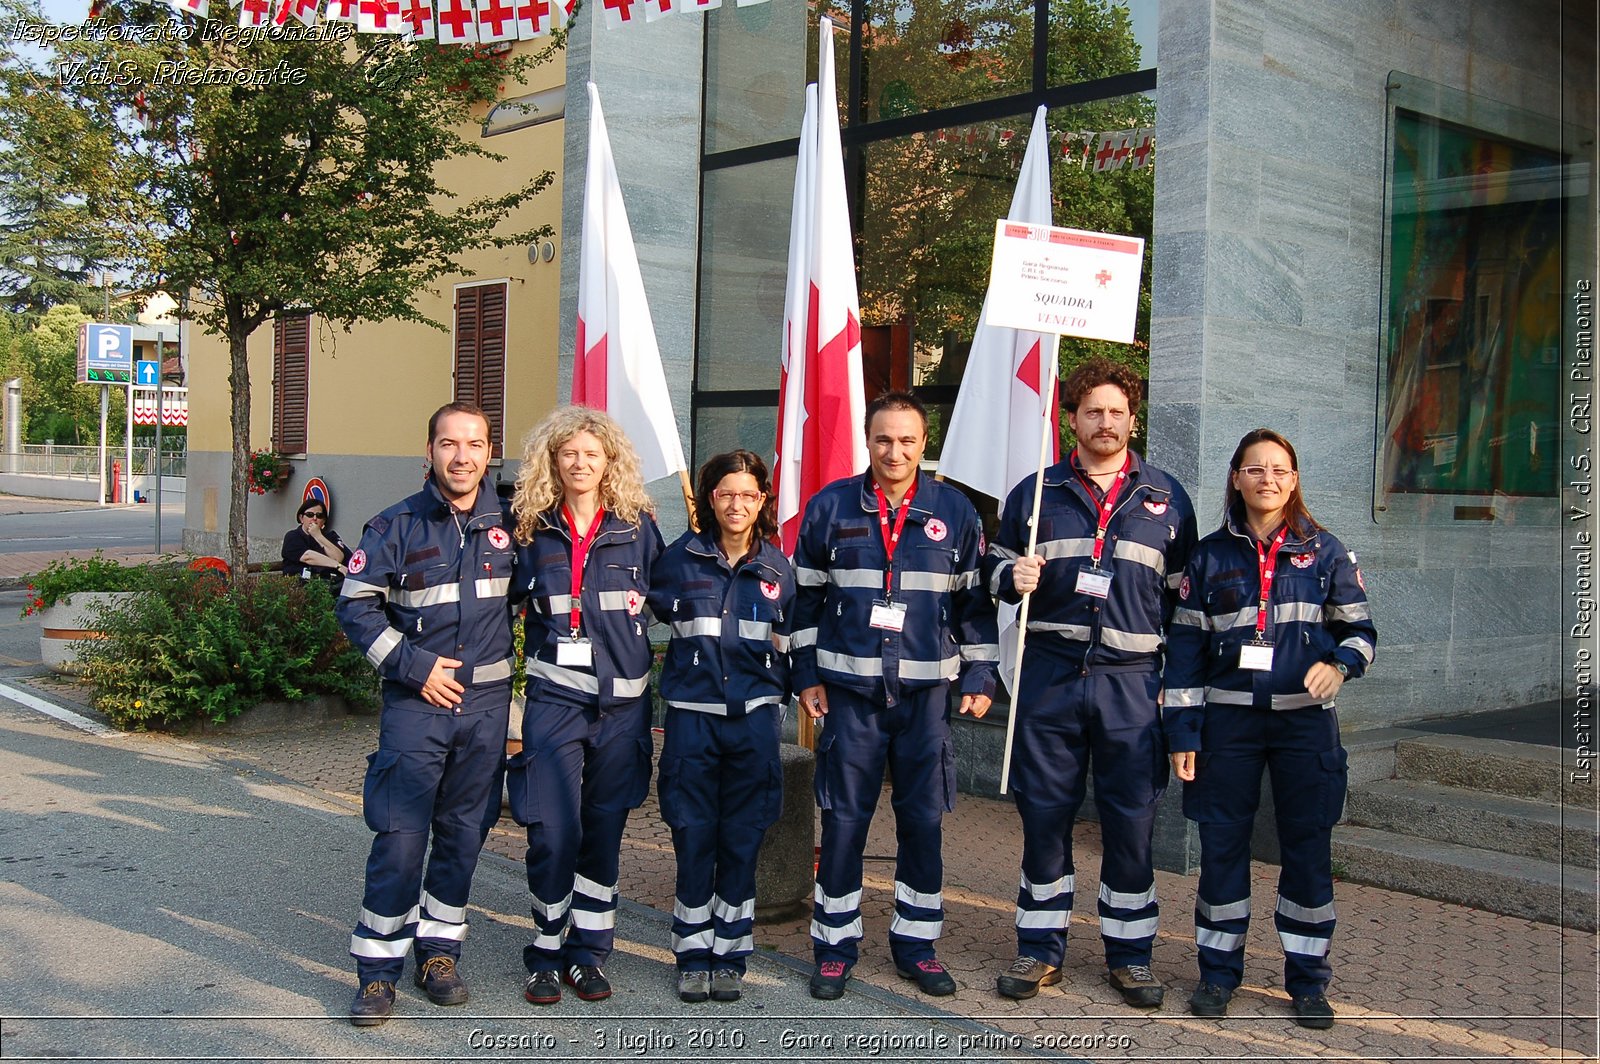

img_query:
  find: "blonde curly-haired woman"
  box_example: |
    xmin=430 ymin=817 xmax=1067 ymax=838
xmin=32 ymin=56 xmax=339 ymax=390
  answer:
xmin=507 ymin=406 xmax=664 ymax=1006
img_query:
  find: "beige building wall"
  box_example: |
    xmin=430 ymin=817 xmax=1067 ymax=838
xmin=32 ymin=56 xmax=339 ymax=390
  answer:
xmin=184 ymin=42 xmax=567 ymax=557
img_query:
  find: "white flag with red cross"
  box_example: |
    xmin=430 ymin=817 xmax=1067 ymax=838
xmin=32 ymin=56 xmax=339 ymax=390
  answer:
xmin=513 ymin=0 xmax=554 ymax=37
xmin=274 ymin=0 xmax=320 ymax=28
xmin=937 ymin=105 xmax=1058 ymax=694
xmin=356 ymin=0 xmax=399 ymax=30
xmin=238 ymin=0 xmax=272 ymax=26
xmin=773 ymin=18 xmax=867 ymax=554
xmin=165 ymin=0 xmax=208 ymax=18
xmin=1129 ymin=129 xmax=1155 ymax=169
xmin=600 ymin=0 xmax=639 ymax=27
xmin=324 ymin=0 xmax=358 ymax=21
xmin=571 ymin=83 xmax=689 ymax=485
xmin=396 ymin=0 xmax=433 ymax=38
xmin=642 ymin=0 xmax=672 ymax=20
xmin=434 ymin=0 xmax=478 ymax=42
xmin=474 ymin=0 xmax=518 ymax=41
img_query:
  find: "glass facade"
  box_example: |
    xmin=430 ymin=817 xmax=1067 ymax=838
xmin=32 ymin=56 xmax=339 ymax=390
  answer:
xmin=1379 ymin=74 xmax=1590 ymax=505
xmin=693 ymin=0 xmax=1158 ymax=470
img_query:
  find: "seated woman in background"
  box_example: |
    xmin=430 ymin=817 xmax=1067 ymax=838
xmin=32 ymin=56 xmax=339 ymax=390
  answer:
xmin=281 ymin=498 xmax=351 ymax=582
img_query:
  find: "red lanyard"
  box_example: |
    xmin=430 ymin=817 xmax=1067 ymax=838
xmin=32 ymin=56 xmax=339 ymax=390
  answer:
xmin=1071 ymin=450 xmax=1131 ymax=567
xmin=563 ymin=504 xmax=605 ymax=635
xmin=874 ymin=478 xmax=918 ymax=598
xmin=1253 ymin=525 xmax=1290 ymax=637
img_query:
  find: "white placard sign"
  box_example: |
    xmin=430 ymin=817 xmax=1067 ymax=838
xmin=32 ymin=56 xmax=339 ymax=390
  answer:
xmin=983 ymin=221 xmax=1146 ymax=342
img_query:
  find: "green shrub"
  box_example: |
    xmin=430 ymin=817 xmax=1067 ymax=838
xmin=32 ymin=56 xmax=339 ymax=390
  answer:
xmin=78 ymin=569 xmax=380 ymax=730
xmin=21 ymin=552 xmax=149 ymax=617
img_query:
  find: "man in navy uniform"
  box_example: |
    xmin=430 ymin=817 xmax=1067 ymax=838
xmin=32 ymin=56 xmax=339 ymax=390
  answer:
xmin=986 ymin=358 xmax=1196 ymax=1008
xmin=792 ymin=390 xmax=998 ymax=1000
xmin=336 ymin=401 xmax=516 ymax=1025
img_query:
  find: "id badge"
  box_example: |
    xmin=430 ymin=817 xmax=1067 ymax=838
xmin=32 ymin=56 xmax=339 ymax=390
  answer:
xmin=869 ymin=600 xmax=908 ymax=632
xmin=1239 ymin=640 xmax=1274 ymax=671
xmin=556 ymin=637 xmax=594 ymax=667
xmin=1075 ymin=566 xmax=1113 ymax=599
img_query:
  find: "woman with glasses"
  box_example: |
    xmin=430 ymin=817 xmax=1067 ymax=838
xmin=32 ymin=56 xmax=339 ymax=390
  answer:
xmin=1162 ymin=428 xmax=1377 ymax=1030
xmin=281 ymin=498 xmax=351 ymax=583
xmin=508 ymin=406 xmax=664 ymax=1007
xmin=645 ymin=450 xmax=795 ymax=1004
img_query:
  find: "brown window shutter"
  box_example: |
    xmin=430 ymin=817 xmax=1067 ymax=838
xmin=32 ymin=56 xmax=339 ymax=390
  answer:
xmin=454 ymin=283 xmax=507 ymax=459
xmin=273 ymin=313 xmax=309 ymax=455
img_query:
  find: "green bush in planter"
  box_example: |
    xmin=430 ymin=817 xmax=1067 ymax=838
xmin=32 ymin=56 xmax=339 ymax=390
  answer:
xmin=20 ymin=552 xmax=150 ymax=617
xmin=78 ymin=569 xmax=380 ymax=730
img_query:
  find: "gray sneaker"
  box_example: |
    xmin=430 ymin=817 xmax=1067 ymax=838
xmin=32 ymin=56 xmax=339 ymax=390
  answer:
xmin=710 ymin=968 xmax=742 ymax=1002
xmin=677 ymin=970 xmax=710 ymax=1003
xmin=996 ymin=955 xmax=1061 ymax=1000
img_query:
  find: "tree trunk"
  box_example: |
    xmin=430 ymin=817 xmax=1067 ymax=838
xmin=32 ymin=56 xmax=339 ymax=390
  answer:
xmin=226 ymin=328 xmax=251 ymax=583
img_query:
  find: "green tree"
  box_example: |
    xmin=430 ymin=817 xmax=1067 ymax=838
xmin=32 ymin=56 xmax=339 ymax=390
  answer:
xmin=30 ymin=2 xmax=558 ymax=576
xmin=0 ymin=0 xmax=118 ymax=315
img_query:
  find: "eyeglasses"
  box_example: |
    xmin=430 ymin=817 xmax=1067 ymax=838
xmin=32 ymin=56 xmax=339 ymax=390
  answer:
xmin=304 ymin=512 xmax=326 ymax=520
xmin=712 ymin=490 xmax=764 ymax=505
xmin=1237 ymin=466 xmax=1295 ymax=481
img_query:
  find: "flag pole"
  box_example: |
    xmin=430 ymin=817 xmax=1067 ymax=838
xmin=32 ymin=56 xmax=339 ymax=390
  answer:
xmin=678 ymin=468 xmax=699 ymax=532
xmin=998 ymin=336 xmax=1060 ymax=795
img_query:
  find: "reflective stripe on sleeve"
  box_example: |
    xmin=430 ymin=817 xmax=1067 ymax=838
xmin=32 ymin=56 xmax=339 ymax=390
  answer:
xmin=365 ymin=627 xmax=403 ymax=668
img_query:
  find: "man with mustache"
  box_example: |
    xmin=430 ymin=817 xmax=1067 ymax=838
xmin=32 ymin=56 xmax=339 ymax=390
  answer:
xmin=985 ymin=358 xmax=1196 ymax=1009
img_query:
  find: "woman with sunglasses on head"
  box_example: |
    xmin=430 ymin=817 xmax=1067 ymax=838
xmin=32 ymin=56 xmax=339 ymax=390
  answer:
xmin=282 ymin=497 xmax=351 ymax=583
xmin=645 ymin=450 xmax=795 ymax=1005
xmin=1162 ymin=428 xmax=1377 ymax=1031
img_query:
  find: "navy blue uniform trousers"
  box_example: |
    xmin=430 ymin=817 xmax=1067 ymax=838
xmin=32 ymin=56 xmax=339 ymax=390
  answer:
xmin=811 ymin=684 xmax=955 ymax=967
xmin=353 ymin=699 xmax=509 ymax=982
xmin=1184 ymin=704 xmax=1347 ymax=997
xmin=1010 ymin=662 xmax=1167 ymax=970
xmin=658 ymin=705 xmax=783 ymax=973
xmin=507 ymin=690 xmax=652 ymax=973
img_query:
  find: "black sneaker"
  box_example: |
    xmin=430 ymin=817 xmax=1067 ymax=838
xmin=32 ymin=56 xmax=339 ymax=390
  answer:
xmin=996 ymin=955 xmax=1061 ymax=1000
xmin=809 ymin=960 xmax=851 ymax=1000
xmin=895 ymin=958 xmax=957 ymax=997
xmin=677 ymin=970 xmax=710 ymax=1003
xmin=565 ymin=964 xmax=612 ymax=1001
xmin=1188 ymin=981 xmax=1233 ymax=1017
xmin=349 ymin=980 xmax=395 ymax=1026
xmin=1291 ymin=993 xmax=1335 ymax=1029
xmin=1107 ymin=964 xmax=1164 ymax=1008
xmin=524 ymin=970 xmax=561 ymax=1005
xmin=710 ymin=968 xmax=742 ymax=1002
xmin=413 ymin=955 xmax=468 ymax=1006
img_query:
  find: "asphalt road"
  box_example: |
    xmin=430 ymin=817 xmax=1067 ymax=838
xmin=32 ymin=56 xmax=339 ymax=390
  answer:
xmin=0 ymin=498 xmax=184 ymax=557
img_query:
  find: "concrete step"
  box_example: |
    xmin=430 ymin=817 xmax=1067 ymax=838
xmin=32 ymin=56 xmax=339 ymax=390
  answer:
xmin=1344 ymin=778 xmax=1598 ymax=869
xmin=1332 ymin=824 xmax=1599 ymax=931
xmin=1394 ymin=734 xmax=1587 ymax=804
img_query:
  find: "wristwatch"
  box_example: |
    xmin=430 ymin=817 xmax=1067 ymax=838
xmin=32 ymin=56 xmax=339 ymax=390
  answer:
xmin=1331 ymin=660 xmax=1349 ymax=678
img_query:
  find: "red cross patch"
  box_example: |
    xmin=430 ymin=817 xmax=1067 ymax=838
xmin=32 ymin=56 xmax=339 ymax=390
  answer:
xmin=488 ymin=527 xmax=510 ymax=550
xmin=760 ymin=580 xmax=781 ymax=601
xmin=925 ymin=518 xmax=948 ymax=542
xmin=348 ymin=549 xmax=367 ymax=575
xmin=625 ymin=589 xmax=643 ymax=615
xmin=1143 ymin=499 xmax=1168 ymax=516
xmin=1178 ymin=574 xmax=1190 ymax=601
xmin=1291 ymin=552 xmax=1315 ymax=569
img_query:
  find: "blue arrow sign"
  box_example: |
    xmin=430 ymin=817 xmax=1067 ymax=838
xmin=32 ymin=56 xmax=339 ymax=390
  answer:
xmin=137 ymin=360 xmax=159 ymax=386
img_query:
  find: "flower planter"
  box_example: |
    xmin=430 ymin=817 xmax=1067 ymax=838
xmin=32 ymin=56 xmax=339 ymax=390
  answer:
xmin=37 ymin=591 xmax=140 ymax=674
